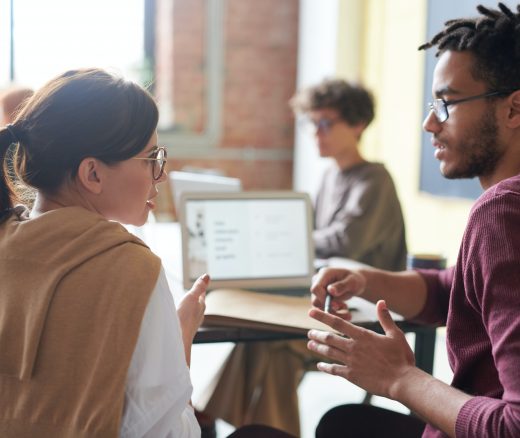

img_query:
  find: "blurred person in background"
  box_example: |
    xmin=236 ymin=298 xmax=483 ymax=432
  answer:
xmin=0 ymin=86 xmax=34 ymax=125
xmin=195 ymin=79 xmax=407 ymax=437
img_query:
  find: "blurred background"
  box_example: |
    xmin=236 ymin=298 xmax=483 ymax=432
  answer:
xmin=1 ymin=0 xmax=513 ymax=266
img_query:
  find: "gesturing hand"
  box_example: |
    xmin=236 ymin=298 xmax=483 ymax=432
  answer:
xmin=177 ymin=274 xmax=210 ymax=344
xmin=307 ymin=300 xmax=416 ymax=399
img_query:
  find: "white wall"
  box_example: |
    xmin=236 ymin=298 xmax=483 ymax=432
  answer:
xmin=292 ymin=0 xmax=339 ymax=197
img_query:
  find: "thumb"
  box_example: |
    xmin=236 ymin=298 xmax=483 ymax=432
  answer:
xmin=376 ymin=300 xmax=399 ymax=337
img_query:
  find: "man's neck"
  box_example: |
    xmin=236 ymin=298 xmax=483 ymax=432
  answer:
xmin=479 ymin=145 xmax=520 ymax=190
xmin=480 ymin=168 xmax=520 ymax=190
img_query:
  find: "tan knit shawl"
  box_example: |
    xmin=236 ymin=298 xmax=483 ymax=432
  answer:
xmin=0 ymin=206 xmax=161 ymax=437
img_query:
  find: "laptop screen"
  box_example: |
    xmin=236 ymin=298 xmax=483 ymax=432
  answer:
xmin=180 ymin=192 xmax=314 ymax=291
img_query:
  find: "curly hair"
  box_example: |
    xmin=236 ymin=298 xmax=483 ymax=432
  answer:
xmin=289 ymin=78 xmax=375 ymax=127
xmin=419 ymin=2 xmax=520 ymax=91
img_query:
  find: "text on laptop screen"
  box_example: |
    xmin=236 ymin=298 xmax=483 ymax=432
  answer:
xmin=185 ymin=198 xmax=310 ymax=281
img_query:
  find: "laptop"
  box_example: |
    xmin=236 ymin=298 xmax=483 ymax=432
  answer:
xmin=169 ymin=171 xmax=242 ymax=210
xmin=179 ymin=191 xmax=315 ymax=296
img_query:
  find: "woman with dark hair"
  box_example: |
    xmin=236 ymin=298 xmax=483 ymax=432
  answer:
xmin=0 ymin=68 xmax=208 ymax=437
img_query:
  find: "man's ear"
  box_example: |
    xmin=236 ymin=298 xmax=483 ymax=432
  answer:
xmin=76 ymin=157 xmax=103 ymax=195
xmin=506 ymin=90 xmax=520 ymax=129
xmin=354 ymin=123 xmax=367 ymax=139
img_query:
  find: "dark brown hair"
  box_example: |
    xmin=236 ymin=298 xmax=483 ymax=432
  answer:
xmin=289 ymin=78 xmax=375 ymax=127
xmin=419 ymin=2 xmax=520 ymax=91
xmin=0 ymin=68 xmax=158 ymax=218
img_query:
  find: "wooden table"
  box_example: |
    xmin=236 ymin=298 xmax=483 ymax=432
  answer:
xmin=194 ymin=321 xmax=437 ymax=375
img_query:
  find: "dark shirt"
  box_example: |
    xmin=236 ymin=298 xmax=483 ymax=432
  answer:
xmin=313 ymin=161 xmax=407 ymax=271
xmin=415 ymin=173 xmax=520 ymax=438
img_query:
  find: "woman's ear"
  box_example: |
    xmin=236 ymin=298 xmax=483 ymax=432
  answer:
xmin=76 ymin=157 xmax=103 ymax=195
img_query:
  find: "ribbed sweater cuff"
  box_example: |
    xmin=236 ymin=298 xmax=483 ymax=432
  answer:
xmin=456 ymin=396 xmax=506 ymax=438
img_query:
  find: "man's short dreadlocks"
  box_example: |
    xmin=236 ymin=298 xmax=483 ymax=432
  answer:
xmin=419 ymin=2 xmax=520 ymax=92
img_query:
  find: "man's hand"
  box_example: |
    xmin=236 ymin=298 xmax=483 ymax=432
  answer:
xmin=307 ymin=300 xmax=416 ymax=398
xmin=311 ymin=267 xmax=367 ymax=320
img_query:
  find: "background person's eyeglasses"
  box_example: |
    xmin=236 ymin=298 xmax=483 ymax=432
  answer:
xmin=428 ymin=90 xmax=515 ymax=123
xmin=133 ymin=146 xmax=167 ymax=180
xmin=300 ymin=116 xmax=341 ymax=134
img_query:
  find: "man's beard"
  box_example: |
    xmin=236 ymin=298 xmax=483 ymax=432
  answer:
xmin=442 ymin=106 xmax=505 ymax=180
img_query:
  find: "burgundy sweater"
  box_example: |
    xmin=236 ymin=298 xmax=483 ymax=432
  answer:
xmin=414 ymin=174 xmax=520 ymax=438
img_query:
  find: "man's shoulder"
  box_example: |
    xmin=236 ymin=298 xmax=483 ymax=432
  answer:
xmin=468 ymin=174 xmax=520 ymax=228
xmin=491 ymin=174 xmax=520 ymax=197
xmin=477 ymin=174 xmax=520 ymax=206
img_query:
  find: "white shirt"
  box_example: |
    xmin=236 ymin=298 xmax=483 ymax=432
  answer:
xmin=120 ymin=266 xmax=200 ymax=438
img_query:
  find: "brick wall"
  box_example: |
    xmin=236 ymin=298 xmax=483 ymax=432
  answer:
xmin=220 ymin=0 xmax=299 ymax=150
xmin=154 ymin=0 xmax=299 ymax=219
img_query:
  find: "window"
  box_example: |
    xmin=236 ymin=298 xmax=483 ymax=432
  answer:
xmin=1 ymin=0 xmax=223 ymax=148
xmin=4 ymin=0 xmax=148 ymax=88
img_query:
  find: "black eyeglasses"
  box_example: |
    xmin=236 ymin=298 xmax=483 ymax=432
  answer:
xmin=428 ymin=90 xmax=515 ymax=123
xmin=133 ymin=146 xmax=167 ymax=180
xmin=301 ymin=116 xmax=342 ymax=134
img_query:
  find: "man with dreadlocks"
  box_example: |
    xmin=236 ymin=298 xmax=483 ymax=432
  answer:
xmin=306 ymin=3 xmax=520 ymax=438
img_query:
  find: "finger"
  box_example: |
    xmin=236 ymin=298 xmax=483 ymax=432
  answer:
xmin=310 ymin=294 xmax=350 ymax=321
xmin=316 ymin=362 xmax=349 ymax=378
xmin=320 ymin=300 xmax=352 ymax=321
xmin=376 ymin=300 xmax=401 ymax=338
xmin=189 ymin=273 xmax=210 ymax=297
xmin=308 ymin=329 xmax=351 ymax=350
xmin=309 ymin=308 xmax=365 ymax=339
xmin=310 ymin=268 xmax=348 ymax=296
xmin=326 ymin=273 xmax=364 ymax=297
xmin=307 ymin=339 xmax=350 ymax=364
xmin=310 ymin=292 xmax=323 ymax=309
xmin=310 ymin=276 xmax=328 ymax=308
xmin=334 ymin=307 xmax=353 ymax=321
xmin=311 ymin=270 xmax=364 ymax=301
xmin=334 ymin=300 xmax=348 ymax=311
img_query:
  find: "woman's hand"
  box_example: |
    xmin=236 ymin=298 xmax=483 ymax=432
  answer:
xmin=307 ymin=300 xmax=416 ymax=399
xmin=177 ymin=274 xmax=210 ymax=347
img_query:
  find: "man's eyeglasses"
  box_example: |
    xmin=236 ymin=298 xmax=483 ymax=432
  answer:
xmin=133 ymin=146 xmax=167 ymax=180
xmin=301 ymin=117 xmax=341 ymax=134
xmin=428 ymin=90 xmax=515 ymax=123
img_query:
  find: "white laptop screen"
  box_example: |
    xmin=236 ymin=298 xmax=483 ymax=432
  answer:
xmin=180 ymin=192 xmax=314 ymax=291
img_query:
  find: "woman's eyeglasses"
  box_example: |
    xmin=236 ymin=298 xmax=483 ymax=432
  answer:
xmin=133 ymin=146 xmax=167 ymax=180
